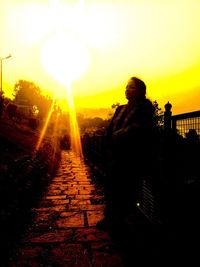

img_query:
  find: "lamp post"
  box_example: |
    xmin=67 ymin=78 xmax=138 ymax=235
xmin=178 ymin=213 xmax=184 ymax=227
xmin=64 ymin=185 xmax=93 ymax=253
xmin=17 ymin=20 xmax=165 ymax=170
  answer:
xmin=0 ymin=54 xmax=12 ymax=95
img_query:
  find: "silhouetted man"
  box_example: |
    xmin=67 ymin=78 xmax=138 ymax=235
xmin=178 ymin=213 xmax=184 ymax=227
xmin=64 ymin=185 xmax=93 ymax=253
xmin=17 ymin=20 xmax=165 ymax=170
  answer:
xmin=97 ymin=76 xmax=155 ymax=230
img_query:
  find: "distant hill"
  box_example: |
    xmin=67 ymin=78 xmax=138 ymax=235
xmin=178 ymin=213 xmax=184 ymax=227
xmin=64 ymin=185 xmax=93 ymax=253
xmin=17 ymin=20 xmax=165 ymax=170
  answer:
xmin=77 ymin=107 xmax=113 ymax=119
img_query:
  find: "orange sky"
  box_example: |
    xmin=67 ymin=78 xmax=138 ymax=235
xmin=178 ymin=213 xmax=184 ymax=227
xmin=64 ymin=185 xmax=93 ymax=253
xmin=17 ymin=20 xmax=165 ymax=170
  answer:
xmin=1 ymin=0 xmax=200 ymax=115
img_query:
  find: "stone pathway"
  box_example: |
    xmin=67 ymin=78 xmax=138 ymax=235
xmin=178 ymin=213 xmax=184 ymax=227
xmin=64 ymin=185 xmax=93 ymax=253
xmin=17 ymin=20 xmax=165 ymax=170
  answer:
xmin=9 ymin=151 xmax=124 ymax=267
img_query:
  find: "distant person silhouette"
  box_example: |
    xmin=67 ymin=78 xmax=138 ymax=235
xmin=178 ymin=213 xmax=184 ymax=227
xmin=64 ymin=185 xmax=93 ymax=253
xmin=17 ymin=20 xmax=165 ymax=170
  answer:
xmin=97 ymin=76 xmax=155 ymax=230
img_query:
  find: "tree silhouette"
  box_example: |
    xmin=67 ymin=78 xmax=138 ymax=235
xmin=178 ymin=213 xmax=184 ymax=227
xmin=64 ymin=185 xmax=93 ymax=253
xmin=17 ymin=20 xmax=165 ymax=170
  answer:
xmin=13 ymin=80 xmax=41 ymax=105
xmin=152 ymin=100 xmax=164 ymax=128
xmin=13 ymin=80 xmax=53 ymax=120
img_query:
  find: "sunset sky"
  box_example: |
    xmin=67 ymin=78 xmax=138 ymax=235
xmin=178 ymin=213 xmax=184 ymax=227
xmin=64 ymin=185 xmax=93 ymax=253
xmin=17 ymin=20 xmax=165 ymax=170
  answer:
xmin=1 ymin=0 xmax=200 ymax=115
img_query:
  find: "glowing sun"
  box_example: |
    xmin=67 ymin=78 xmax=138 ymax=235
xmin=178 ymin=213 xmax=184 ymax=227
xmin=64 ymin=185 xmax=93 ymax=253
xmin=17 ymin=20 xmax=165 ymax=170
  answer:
xmin=40 ymin=32 xmax=89 ymax=86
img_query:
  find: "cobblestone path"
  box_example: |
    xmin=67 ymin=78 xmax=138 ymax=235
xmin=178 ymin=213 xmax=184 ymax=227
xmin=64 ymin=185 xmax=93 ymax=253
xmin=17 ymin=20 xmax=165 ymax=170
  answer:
xmin=9 ymin=151 xmax=124 ymax=267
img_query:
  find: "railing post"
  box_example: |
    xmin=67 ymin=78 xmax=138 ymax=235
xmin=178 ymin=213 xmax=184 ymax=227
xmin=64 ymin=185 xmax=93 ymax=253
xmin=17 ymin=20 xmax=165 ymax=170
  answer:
xmin=164 ymin=101 xmax=172 ymax=132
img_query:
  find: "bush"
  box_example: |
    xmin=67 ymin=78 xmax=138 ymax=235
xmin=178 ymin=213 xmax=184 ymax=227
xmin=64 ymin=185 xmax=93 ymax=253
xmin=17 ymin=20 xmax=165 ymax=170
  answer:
xmin=0 ymin=138 xmax=61 ymax=265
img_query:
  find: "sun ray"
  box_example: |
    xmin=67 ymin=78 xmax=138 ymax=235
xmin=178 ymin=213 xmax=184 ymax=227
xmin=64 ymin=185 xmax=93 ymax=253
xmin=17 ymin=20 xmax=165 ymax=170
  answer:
xmin=38 ymin=0 xmax=89 ymax=159
xmin=66 ymin=82 xmax=83 ymax=158
xmin=33 ymin=97 xmax=56 ymax=158
xmin=50 ymin=105 xmax=62 ymax=167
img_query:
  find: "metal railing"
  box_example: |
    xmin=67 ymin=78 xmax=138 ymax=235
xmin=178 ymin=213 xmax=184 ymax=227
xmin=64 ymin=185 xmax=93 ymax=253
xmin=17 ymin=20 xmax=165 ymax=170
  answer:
xmin=172 ymin=110 xmax=200 ymax=138
xmin=139 ymin=107 xmax=200 ymax=224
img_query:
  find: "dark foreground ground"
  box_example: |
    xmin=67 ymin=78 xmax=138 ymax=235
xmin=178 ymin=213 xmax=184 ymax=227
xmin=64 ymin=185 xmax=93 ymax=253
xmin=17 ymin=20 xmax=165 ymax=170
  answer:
xmin=1 ymin=150 xmax=199 ymax=267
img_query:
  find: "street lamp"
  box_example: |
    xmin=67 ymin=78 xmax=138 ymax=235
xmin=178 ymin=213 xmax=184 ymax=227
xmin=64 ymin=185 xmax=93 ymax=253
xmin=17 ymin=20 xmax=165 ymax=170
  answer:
xmin=0 ymin=53 xmax=12 ymax=94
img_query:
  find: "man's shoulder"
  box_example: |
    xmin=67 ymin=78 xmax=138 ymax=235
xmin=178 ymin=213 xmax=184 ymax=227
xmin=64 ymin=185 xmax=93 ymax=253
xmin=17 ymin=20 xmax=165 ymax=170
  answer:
xmin=116 ymin=104 xmax=126 ymax=111
xmin=144 ymin=98 xmax=153 ymax=105
xmin=142 ymin=98 xmax=154 ymax=109
xmin=113 ymin=104 xmax=126 ymax=115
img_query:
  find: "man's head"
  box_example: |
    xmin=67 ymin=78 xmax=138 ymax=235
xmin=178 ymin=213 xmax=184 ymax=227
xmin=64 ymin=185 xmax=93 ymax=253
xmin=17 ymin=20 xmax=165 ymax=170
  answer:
xmin=125 ymin=77 xmax=146 ymax=101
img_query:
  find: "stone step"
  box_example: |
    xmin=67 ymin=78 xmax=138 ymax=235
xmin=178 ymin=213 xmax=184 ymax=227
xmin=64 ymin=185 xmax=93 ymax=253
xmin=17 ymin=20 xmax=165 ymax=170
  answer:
xmin=10 ymin=150 xmax=124 ymax=267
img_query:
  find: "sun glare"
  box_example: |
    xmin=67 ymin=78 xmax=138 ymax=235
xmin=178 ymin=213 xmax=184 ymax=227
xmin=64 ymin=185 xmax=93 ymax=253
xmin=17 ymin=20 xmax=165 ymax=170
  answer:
xmin=40 ymin=32 xmax=89 ymax=87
